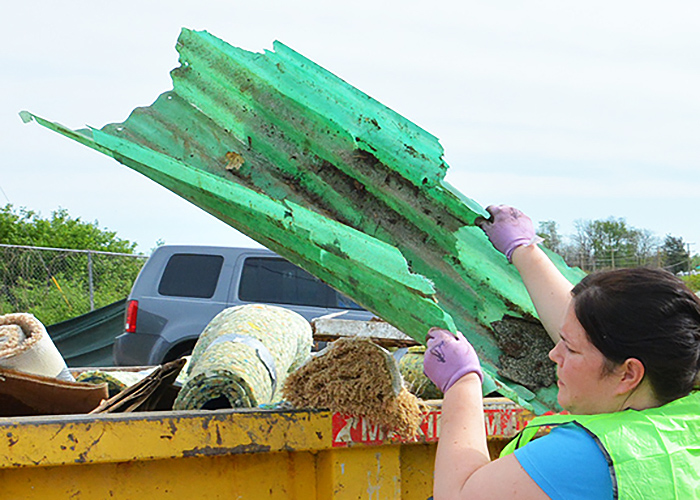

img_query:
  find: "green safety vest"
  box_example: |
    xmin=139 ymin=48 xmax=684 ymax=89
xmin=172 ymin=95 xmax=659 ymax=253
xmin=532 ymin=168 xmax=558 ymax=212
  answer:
xmin=500 ymin=391 xmax=700 ymax=499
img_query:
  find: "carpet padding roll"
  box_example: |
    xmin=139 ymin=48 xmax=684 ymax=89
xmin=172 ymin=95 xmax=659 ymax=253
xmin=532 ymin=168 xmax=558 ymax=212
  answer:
xmin=397 ymin=346 xmax=442 ymax=399
xmin=173 ymin=304 xmax=312 ymax=410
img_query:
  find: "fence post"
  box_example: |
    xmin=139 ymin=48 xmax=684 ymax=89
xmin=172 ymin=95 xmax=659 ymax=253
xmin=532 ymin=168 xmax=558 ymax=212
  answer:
xmin=88 ymin=251 xmax=95 ymax=311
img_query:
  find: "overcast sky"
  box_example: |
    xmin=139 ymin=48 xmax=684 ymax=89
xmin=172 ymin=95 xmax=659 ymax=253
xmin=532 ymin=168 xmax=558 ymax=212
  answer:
xmin=3 ymin=1 xmax=699 ymax=255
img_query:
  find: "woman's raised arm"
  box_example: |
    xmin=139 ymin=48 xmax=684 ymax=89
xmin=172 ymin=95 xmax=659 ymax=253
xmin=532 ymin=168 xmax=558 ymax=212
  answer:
xmin=511 ymin=244 xmax=573 ymax=343
xmin=477 ymin=205 xmax=573 ymax=343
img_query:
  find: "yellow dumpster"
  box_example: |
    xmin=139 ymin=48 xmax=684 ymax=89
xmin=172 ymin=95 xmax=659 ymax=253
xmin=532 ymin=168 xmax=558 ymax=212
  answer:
xmin=0 ymin=398 xmax=531 ymax=499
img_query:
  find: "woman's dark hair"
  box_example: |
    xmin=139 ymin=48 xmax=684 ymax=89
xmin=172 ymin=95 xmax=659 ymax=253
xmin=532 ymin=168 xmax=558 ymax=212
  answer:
xmin=572 ymin=267 xmax=700 ymax=404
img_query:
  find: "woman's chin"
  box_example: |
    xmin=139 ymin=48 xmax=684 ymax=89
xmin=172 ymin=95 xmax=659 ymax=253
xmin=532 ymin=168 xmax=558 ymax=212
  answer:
xmin=556 ymin=390 xmax=569 ymax=411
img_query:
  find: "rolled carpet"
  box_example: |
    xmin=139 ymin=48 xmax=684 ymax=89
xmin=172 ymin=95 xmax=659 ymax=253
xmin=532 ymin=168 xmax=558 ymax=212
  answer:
xmin=0 ymin=313 xmax=74 ymax=381
xmin=173 ymin=304 xmax=312 ymax=410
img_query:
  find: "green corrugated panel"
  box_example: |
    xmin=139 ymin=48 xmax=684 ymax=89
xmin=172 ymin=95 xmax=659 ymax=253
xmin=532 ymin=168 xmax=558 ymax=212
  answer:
xmin=21 ymin=29 xmax=586 ymax=414
xmin=47 ymin=299 xmax=125 ymax=367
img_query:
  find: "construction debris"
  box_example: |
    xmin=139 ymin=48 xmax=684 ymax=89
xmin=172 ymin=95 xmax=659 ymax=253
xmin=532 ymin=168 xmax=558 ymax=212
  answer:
xmin=0 ymin=367 xmax=107 ymax=417
xmin=311 ymin=317 xmax=417 ymax=347
xmin=89 ymin=358 xmax=186 ymax=413
xmin=77 ymin=367 xmax=158 ymax=397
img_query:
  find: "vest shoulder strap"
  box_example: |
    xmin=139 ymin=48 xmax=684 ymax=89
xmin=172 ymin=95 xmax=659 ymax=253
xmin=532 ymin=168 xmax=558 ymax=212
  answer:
xmin=500 ymin=413 xmax=578 ymax=457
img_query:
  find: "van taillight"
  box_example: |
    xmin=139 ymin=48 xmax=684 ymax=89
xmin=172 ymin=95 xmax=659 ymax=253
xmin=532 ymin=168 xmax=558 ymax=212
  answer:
xmin=125 ymin=300 xmax=139 ymax=333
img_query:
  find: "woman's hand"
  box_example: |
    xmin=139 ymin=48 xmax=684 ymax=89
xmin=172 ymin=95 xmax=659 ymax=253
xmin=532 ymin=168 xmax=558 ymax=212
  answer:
xmin=476 ymin=205 xmax=543 ymax=262
xmin=426 ymin=327 xmax=551 ymax=500
xmin=423 ymin=327 xmax=483 ymax=392
xmin=476 ymin=204 xmax=573 ymax=344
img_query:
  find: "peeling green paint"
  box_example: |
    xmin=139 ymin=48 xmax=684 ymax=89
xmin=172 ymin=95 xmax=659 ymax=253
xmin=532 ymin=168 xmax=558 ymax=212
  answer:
xmin=22 ymin=28 xmax=586 ymax=413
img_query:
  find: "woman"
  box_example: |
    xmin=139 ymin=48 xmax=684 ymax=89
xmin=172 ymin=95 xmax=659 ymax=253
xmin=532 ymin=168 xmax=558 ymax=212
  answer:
xmin=423 ymin=205 xmax=700 ymax=499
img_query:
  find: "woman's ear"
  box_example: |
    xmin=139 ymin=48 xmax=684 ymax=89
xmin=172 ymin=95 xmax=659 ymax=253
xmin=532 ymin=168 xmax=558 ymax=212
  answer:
xmin=615 ymin=358 xmax=646 ymax=395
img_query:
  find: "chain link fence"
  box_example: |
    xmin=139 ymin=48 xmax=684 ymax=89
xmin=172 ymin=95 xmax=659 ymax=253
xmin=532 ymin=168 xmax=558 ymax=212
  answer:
xmin=0 ymin=244 xmax=147 ymax=325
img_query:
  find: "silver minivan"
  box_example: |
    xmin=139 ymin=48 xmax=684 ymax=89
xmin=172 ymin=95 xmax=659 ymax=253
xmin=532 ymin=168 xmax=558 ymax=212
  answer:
xmin=113 ymin=245 xmax=373 ymax=366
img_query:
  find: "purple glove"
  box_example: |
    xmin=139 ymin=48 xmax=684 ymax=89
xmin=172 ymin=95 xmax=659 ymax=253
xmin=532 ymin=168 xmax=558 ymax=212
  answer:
xmin=423 ymin=327 xmax=483 ymax=392
xmin=476 ymin=205 xmax=543 ymax=262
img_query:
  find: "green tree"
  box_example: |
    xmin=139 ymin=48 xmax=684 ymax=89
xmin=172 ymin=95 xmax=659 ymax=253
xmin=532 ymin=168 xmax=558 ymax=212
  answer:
xmin=661 ymin=235 xmax=689 ymax=273
xmin=569 ymin=217 xmax=659 ymax=271
xmin=0 ymin=205 xmax=142 ymax=324
xmin=0 ymin=205 xmax=136 ymax=253
xmin=537 ymin=220 xmax=563 ymax=255
xmin=629 ymin=228 xmax=659 ymax=267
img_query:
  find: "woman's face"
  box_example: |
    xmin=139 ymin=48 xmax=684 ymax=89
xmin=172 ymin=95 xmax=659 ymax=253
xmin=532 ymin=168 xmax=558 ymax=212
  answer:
xmin=549 ymin=301 xmax=621 ymax=414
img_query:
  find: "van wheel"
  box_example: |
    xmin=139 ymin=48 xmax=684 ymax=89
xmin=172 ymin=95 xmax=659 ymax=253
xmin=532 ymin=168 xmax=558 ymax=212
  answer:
xmin=163 ymin=341 xmax=196 ymax=363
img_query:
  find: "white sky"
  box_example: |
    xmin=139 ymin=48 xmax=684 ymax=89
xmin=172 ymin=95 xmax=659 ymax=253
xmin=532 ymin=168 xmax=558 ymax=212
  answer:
xmin=3 ymin=1 xmax=699 ymax=254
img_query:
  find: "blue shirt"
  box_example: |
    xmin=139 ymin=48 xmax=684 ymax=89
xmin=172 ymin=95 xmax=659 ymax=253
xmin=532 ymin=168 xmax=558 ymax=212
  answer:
xmin=514 ymin=423 xmax=613 ymax=499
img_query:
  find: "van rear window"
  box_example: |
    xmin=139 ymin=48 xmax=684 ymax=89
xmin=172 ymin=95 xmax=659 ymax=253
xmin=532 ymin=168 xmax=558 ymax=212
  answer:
xmin=239 ymin=257 xmax=341 ymax=308
xmin=158 ymin=254 xmax=224 ymax=298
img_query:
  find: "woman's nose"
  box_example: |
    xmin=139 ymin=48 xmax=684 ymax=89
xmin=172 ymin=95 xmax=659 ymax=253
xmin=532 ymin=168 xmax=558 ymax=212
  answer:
xmin=549 ymin=341 xmax=561 ymax=364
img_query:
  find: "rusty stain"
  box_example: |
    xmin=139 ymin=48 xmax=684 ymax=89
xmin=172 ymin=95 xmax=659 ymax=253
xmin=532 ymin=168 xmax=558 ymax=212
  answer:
xmin=74 ymin=431 xmax=105 ymax=464
xmin=168 ymin=420 xmax=178 ymax=435
xmin=182 ymin=443 xmax=271 ymax=457
xmin=364 ymin=116 xmax=381 ymax=130
xmin=225 ymin=151 xmax=244 ymax=171
xmin=6 ymin=432 xmax=17 ymax=447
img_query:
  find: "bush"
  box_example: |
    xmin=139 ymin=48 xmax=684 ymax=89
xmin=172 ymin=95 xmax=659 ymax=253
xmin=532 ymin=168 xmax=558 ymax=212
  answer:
xmin=681 ymin=273 xmax=700 ymax=293
xmin=0 ymin=205 xmax=144 ymax=324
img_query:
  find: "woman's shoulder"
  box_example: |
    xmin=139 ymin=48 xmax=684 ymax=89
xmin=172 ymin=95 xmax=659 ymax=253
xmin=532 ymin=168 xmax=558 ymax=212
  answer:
xmin=514 ymin=423 xmax=613 ymax=500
